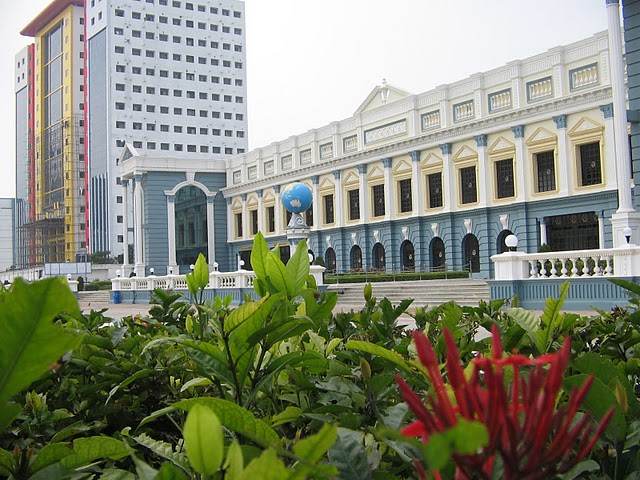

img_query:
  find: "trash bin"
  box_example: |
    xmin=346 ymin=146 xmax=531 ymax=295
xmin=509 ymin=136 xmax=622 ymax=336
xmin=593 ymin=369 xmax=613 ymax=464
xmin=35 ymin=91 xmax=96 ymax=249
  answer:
xmin=112 ymin=291 xmax=121 ymax=304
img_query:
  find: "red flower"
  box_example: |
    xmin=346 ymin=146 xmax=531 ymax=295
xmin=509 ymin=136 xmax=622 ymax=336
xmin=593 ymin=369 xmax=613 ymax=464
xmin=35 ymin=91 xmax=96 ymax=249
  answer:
xmin=396 ymin=325 xmax=613 ymax=480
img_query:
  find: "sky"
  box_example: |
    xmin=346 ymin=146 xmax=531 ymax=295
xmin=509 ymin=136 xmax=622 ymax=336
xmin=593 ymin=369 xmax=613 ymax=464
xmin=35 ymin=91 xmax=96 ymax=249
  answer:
xmin=0 ymin=0 xmax=609 ymax=198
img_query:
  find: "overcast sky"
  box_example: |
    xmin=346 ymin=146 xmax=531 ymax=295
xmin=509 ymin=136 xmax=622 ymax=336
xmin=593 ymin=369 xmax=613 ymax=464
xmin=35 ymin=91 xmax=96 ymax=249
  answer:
xmin=0 ymin=0 xmax=608 ymax=198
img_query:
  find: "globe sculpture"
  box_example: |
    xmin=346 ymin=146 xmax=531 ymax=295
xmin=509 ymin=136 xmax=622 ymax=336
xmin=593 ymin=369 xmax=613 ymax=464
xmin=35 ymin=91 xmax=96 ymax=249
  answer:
xmin=281 ymin=182 xmax=313 ymax=214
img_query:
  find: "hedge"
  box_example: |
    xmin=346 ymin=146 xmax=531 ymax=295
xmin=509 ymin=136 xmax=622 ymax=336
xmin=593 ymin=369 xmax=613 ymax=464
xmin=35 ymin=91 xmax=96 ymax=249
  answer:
xmin=324 ymin=270 xmax=469 ymax=284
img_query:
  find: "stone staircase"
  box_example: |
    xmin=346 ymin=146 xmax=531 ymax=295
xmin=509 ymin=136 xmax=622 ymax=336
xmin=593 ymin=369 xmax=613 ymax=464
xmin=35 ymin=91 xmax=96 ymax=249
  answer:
xmin=77 ymin=290 xmax=113 ymax=304
xmin=326 ymin=279 xmax=490 ymax=311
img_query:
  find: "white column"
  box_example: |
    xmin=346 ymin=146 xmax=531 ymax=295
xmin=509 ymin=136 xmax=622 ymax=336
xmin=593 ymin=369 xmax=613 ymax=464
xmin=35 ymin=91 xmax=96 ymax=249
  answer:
xmin=539 ymin=218 xmax=548 ymax=246
xmin=311 ymin=176 xmax=319 ymax=230
xmin=257 ymin=189 xmax=264 ymax=233
xmin=206 ymin=195 xmax=216 ymax=266
xmin=512 ymin=126 xmax=527 ymax=203
xmin=274 ymin=185 xmax=282 ymax=233
xmin=600 ymin=104 xmax=618 ymax=190
xmin=333 ymin=171 xmax=343 ymax=228
xmin=475 ymin=135 xmax=489 ymax=207
xmin=410 ymin=151 xmax=423 ymax=216
xmin=122 ymin=179 xmax=130 ymax=267
xmin=241 ymin=194 xmax=248 ymax=240
xmin=358 ymin=164 xmax=368 ymax=224
xmin=598 ymin=213 xmax=605 ymax=248
xmin=383 ymin=157 xmax=394 ymax=221
xmin=440 ymin=143 xmax=453 ymax=211
xmin=553 ymin=115 xmax=571 ymax=198
xmin=133 ymin=174 xmax=145 ymax=275
xmin=226 ymin=197 xmax=233 ymax=241
xmin=608 ymin=0 xmax=634 ymax=214
xmin=166 ymin=193 xmax=177 ymax=272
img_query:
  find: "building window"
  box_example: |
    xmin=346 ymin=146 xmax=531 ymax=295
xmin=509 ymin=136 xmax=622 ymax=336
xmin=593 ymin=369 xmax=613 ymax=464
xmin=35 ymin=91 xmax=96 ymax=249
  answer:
xmin=249 ymin=210 xmax=258 ymax=235
xmin=348 ymin=189 xmax=360 ymax=221
xmin=235 ymin=212 xmax=243 ymax=237
xmin=372 ymin=185 xmax=385 ymax=217
xmin=535 ymin=150 xmax=556 ymax=192
xmin=460 ymin=166 xmax=477 ymax=204
xmin=305 ymin=206 xmax=313 ymax=227
xmin=398 ymin=179 xmax=412 ymax=213
xmin=427 ymin=172 xmax=442 ymax=208
xmin=266 ymin=206 xmax=275 ymax=232
xmin=578 ymin=142 xmax=602 ymax=186
xmin=495 ymin=159 xmax=515 ymax=199
xmin=323 ymin=194 xmax=334 ymax=224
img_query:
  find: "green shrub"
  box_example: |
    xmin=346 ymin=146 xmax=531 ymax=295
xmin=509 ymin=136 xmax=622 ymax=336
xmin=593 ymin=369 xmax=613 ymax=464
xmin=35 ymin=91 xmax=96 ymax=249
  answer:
xmin=325 ymin=270 xmax=469 ymax=284
xmin=83 ymin=279 xmax=112 ymax=291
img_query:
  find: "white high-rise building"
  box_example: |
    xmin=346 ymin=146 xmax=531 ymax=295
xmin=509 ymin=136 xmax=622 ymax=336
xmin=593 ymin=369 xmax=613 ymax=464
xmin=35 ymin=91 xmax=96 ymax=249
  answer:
xmin=15 ymin=0 xmax=248 ymax=266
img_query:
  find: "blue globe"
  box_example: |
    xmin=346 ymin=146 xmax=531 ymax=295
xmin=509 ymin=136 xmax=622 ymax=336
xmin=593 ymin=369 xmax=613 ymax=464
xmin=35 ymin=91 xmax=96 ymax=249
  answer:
xmin=281 ymin=182 xmax=313 ymax=213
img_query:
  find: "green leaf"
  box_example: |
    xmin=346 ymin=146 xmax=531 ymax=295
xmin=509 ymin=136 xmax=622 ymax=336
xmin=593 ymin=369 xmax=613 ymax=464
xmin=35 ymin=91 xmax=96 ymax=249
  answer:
xmin=345 ymin=340 xmax=412 ymax=373
xmin=425 ymin=420 xmax=488 ymax=471
xmin=179 ymin=376 xmax=213 ymax=392
xmin=183 ymin=404 xmax=224 ymax=476
xmin=609 ymin=278 xmax=640 ymax=297
xmin=237 ymin=448 xmax=289 ymax=480
xmin=101 ymin=468 xmax=137 ymax=480
xmin=0 ymin=447 xmax=15 ymax=477
xmin=327 ymin=428 xmax=371 ymax=480
xmin=174 ymin=397 xmax=280 ymax=447
xmin=0 ymin=278 xmax=82 ymax=430
xmin=271 ymin=406 xmax=303 ymax=427
xmin=266 ymin=248 xmax=288 ymax=294
xmin=293 ymin=423 xmax=338 ymax=464
xmin=564 ymin=374 xmax=627 ymax=442
xmin=561 ymin=460 xmax=600 ymax=480
xmin=284 ymin=239 xmax=310 ymax=296
xmin=506 ymin=307 xmax=540 ymax=333
xmin=107 ymin=368 xmax=155 ymax=404
xmin=193 ymin=252 xmax=210 ymax=290
xmin=537 ymin=281 xmax=569 ymax=353
xmin=364 ymin=283 xmax=372 ymax=302
xmin=134 ymin=433 xmax=190 ymax=474
xmin=250 ymin=232 xmax=269 ymax=283
xmin=185 ymin=274 xmax=198 ymax=297
xmin=223 ymin=440 xmax=244 ymax=480
xmin=155 ymin=462 xmax=190 ymax=480
xmin=60 ymin=436 xmax=129 ymax=469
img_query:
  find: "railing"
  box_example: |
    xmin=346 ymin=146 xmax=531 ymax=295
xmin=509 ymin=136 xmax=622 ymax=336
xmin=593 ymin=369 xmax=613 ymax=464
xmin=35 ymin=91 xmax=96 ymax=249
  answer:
xmin=492 ymin=246 xmax=640 ymax=280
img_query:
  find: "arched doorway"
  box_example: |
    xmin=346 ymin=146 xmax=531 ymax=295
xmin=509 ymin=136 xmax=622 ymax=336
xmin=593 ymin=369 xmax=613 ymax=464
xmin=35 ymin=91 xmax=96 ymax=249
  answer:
xmin=372 ymin=243 xmax=386 ymax=271
xmin=462 ymin=234 xmax=480 ymax=273
xmin=400 ymin=240 xmax=415 ymax=272
xmin=430 ymin=237 xmax=446 ymax=271
xmin=175 ymin=186 xmax=208 ymax=269
xmin=497 ymin=229 xmax=514 ymax=254
xmin=325 ymin=247 xmax=336 ymax=273
xmin=350 ymin=245 xmax=362 ymax=271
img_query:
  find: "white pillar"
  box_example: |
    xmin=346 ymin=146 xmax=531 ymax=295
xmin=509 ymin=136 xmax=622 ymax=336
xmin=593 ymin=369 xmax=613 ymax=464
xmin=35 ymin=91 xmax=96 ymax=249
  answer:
xmin=207 ymin=195 xmax=216 ymax=266
xmin=539 ymin=218 xmax=548 ymax=246
xmin=553 ymin=115 xmax=571 ymax=198
xmin=410 ymin=151 xmax=423 ymax=216
xmin=166 ymin=193 xmax=177 ymax=272
xmin=257 ymin=189 xmax=264 ymax=233
xmin=274 ymin=185 xmax=282 ymax=233
xmin=311 ymin=176 xmax=319 ymax=230
xmin=133 ymin=173 xmax=145 ymax=275
xmin=598 ymin=213 xmax=605 ymax=249
xmin=440 ymin=143 xmax=453 ymax=211
xmin=241 ymin=193 xmax=248 ymax=240
xmin=601 ymin=104 xmax=618 ymax=190
xmin=383 ymin=157 xmax=394 ymax=221
xmin=512 ymin=126 xmax=527 ymax=203
xmin=475 ymin=135 xmax=489 ymax=207
xmin=122 ymin=179 xmax=130 ymax=267
xmin=226 ymin=197 xmax=233 ymax=241
xmin=358 ymin=164 xmax=368 ymax=224
xmin=333 ymin=171 xmax=343 ymax=228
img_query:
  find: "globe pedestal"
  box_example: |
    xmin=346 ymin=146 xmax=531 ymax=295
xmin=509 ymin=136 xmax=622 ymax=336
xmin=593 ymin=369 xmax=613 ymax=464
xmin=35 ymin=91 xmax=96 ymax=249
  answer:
xmin=286 ymin=212 xmax=310 ymax=252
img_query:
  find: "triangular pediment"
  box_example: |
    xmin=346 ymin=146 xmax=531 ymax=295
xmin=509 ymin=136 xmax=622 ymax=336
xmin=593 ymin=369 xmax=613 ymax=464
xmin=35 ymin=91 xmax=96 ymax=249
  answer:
xmin=117 ymin=143 xmax=140 ymax=165
xmin=421 ymin=152 xmax=443 ymax=167
xmin=488 ymin=137 xmax=515 ymax=155
xmin=231 ymin=199 xmax=243 ymax=210
xmin=525 ymin=127 xmax=557 ymax=147
xmin=452 ymin=145 xmax=478 ymax=163
xmin=366 ymin=165 xmax=385 ymax=181
xmin=263 ymin=191 xmax=276 ymax=203
xmin=343 ymin=171 xmax=360 ymax=185
xmin=568 ymin=117 xmax=604 ymax=138
xmin=246 ymin=194 xmax=258 ymax=207
xmin=318 ymin=177 xmax=335 ymax=190
xmin=392 ymin=159 xmax=412 ymax=174
xmin=354 ymin=81 xmax=413 ymax=115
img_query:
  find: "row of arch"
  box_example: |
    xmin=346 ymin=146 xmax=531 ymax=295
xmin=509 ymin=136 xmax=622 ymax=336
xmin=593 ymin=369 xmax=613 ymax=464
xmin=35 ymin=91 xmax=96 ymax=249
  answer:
xmin=322 ymin=230 xmax=514 ymax=273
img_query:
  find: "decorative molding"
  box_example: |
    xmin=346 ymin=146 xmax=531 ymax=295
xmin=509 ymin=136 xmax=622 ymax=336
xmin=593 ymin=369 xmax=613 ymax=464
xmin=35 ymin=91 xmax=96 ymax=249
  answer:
xmin=373 ymin=230 xmax=380 ymax=244
xmin=511 ymin=125 xmax=525 ymax=139
xmin=383 ymin=157 xmax=393 ymax=168
xmin=464 ymin=218 xmax=472 ymax=234
xmin=474 ymin=134 xmax=488 ymax=148
xmin=453 ymin=99 xmax=475 ymax=122
xmin=453 ymin=145 xmax=478 ymax=163
xmin=274 ymin=185 xmax=281 ymax=194
xmin=401 ymin=227 xmax=409 ymax=240
xmin=440 ymin=143 xmax=452 ymax=155
xmin=421 ymin=110 xmax=441 ymax=131
xmin=431 ymin=222 xmax=439 ymax=238
xmin=257 ymin=189 xmax=263 ymax=198
xmin=526 ymin=76 xmax=553 ymax=102
xmin=326 ymin=235 xmax=332 ymax=248
xmin=185 ymin=171 xmax=196 ymax=183
xmin=358 ymin=164 xmax=368 ymax=175
xmin=343 ymin=135 xmax=358 ymax=153
xmin=488 ymin=137 xmax=515 ymax=155
xmin=409 ymin=150 xmax=420 ymax=163
xmin=569 ymin=62 xmax=599 ymax=91
xmin=240 ymin=193 xmax=247 ymax=201
xmin=568 ymin=117 xmax=604 ymax=137
xmin=333 ymin=170 xmax=341 ymax=180
xmin=351 ymin=232 xmax=358 ymax=245
xmin=552 ymin=114 xmax=567 ymax=129
xmin=600 ymin=103 xmax=614 ymax=119
xmin=364 ymin=119 xmax=407 ymax=145
xmin=311 ymin=175 xmax=319 ymax=185
xmin=499 ymin=214 xmax=509 ymax=231
xmin=488 ymin=88 xmax=512 ymax=113
xmin=526 ymin=127 xmax=557 ymax=147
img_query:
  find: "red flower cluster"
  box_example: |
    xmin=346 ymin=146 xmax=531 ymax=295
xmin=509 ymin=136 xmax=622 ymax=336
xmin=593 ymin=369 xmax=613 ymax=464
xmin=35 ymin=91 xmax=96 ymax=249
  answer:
xmin=396 ymin=325 xmax=613 ymax=480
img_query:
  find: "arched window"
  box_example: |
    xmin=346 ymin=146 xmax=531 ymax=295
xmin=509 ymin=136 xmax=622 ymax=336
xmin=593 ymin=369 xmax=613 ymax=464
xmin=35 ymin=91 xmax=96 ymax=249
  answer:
xmin=372 ymin=243 xmax=386 ymax=271
xmin=462 ymin=234 xmax=480 ymax=273
xmin=430 ymin=237 xmax=446 ymax=271
xmin=325 ymin=247 xmax=336 ymax=274
xmin=497 ymin=229 xmax=514 ymax=254
xmin=350 ymin=245 xmax=363 ymax=271
xmin=174 ymin=186 xmax=208 ymax=267
xmin=400 ymin=240 xmax=415 ymax=272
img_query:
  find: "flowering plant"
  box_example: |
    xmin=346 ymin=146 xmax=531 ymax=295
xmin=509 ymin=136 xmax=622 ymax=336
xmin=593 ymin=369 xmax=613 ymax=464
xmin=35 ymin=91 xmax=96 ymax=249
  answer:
xmin=396 ymin=325 xmax=614 ymax=479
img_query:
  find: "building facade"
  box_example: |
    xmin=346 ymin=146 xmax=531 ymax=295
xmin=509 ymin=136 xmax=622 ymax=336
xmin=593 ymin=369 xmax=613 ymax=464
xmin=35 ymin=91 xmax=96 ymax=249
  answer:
xmin=14 ymin=0 xmax=248 ymax=267
xmin=0 ymin=199 xmax=15 ymax=272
